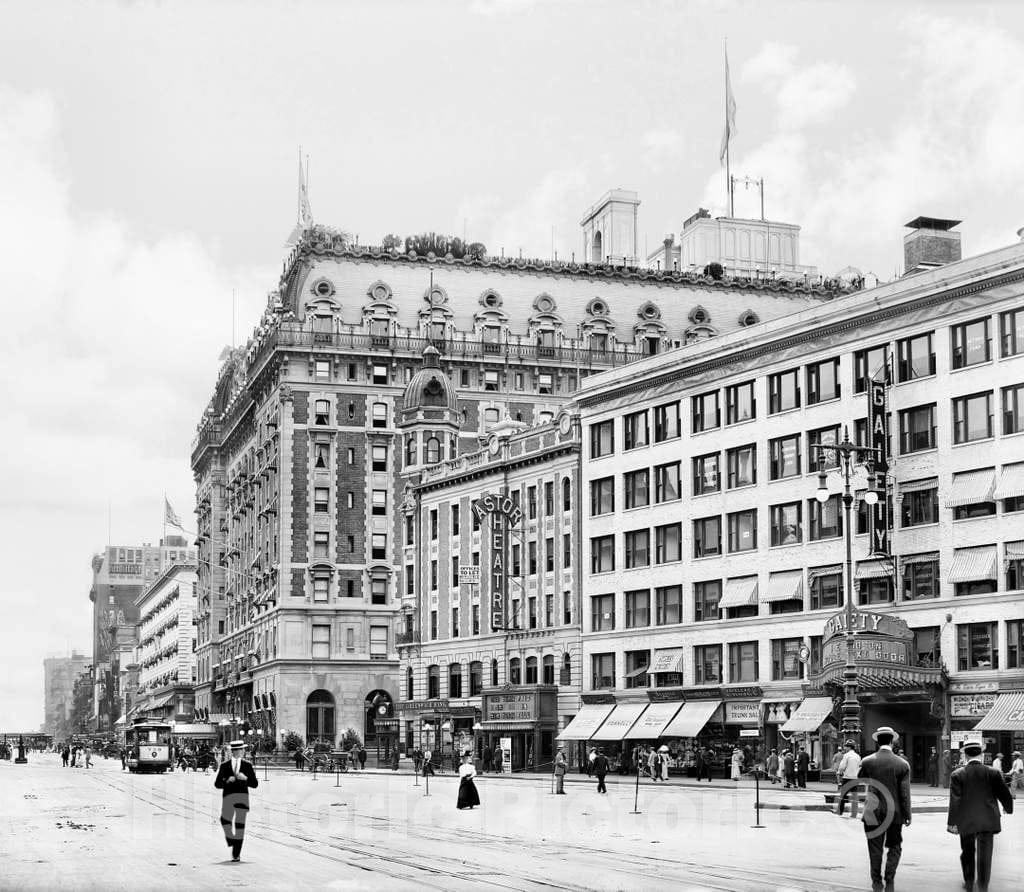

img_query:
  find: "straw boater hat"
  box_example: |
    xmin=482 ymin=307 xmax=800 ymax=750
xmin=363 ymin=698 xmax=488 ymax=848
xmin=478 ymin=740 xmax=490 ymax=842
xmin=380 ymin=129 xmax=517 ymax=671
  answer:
xmin=871 ymin=726 xmax=899 ymax=743
xmin=229 ymin=739 xmax=245 ymax=749
xmin=962 ymin=740 xmax=984 ymax=756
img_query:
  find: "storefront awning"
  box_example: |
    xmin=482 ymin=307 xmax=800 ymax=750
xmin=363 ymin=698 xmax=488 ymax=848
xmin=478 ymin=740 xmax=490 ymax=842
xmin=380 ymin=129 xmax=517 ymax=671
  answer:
xmin=556 ymin=704 xmax=615 ymax=741
xmin=808 ymin=564 xmax=843 ymax=583
xmin=948 ymin=546 xmax=997 ymax=583
xmin=973 ymin=692 xmax=1024 ymax=731
xmin=855 ymin=559 xmax=892 ymax=581
xmin=170 ymin=723 xmax=218 ymax=738
xmin=994 ymin=463 xmax=1024 ymax=500
xmin=624 ymin=701 xmax=683 ymax=739
xmin=649 ymin=648 xmax=683 ymax=674
xmin=779 ymin=697 xmax=834 ymax=733
xmin=1007 ymin=541 xmax=1024 ymax=559
xmin=762 ymin=570 xmax=804 ymax=603
xmin=901 ymin=551 xmax=939 ymax=566
xmin=718 ymin=576 xmax=758 ymax=609
xmin=660 ymin=700 xmax=721 ymax=738
xmin=945 ymin=469 xmax=996 ymax=507
xmin=589 ymin=703 xmax=650 ymax=741
xmin=144 ymin=693 xmax=174 ymax=710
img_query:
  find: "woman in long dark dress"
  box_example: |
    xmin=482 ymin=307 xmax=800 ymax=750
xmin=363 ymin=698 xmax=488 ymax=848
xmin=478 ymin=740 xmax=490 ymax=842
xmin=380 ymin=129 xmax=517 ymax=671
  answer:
xmin=456 ymin=750 xmax=480 ymax=810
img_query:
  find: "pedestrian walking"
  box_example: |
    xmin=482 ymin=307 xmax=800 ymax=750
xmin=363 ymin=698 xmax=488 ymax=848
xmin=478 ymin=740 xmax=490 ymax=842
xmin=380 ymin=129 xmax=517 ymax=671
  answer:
xmin=482 ymin=745 xmax=491 ymax=773
xmin=947 ymin=738 xmax=1014 ymax=892
xmin=358 ymin=746 xmax=366 ymax=771
xmin=991 ymin=753 xmax=1004 ymax=776
xmin=422 ymin=748 xmax=435 ymax=776
xmin=1010 ymin=751 xmax=1024 ymax=792
xmin=61 ymin=745 xmax=70 ymax=767
xmin=349 ymin=748 xmax=359 ymax=771
xmin=926 ymin=746 xmax=939 ymax=787
xmin=586 ymin=747 xmax=596 ymax=777
xmin=695 ymin=746 xmax=713 ymax=783
xmin=554 ymin=747 xmax=567 ymax=794
xmin=856 ymin=727 xmax=912 ymax=892
xmin=456 ymin=750 xmax=480 ymax=810
xmin=796 ymin=746 xmax=809 ymax=788
xmin=659 ymin=746 xmax=670 ymax=781
xmin=214 ymin=739 xmax=259 ymax=863
xmin=493 ymin=746 xmax=503 ymax=774
xmin=412 ymin=747 xmax=422 ymax=774
xmin=294 ymin=747 xmax=304 ymax=771
xmin=730 ymin=747 xmax=743 ymax=781
xmin=767 ymin=749 xmax=779 ymax=784
xmin=593 ymin=747 xmax=609 ymax=794
xmin=390 ymin=746 xmax=399 ymax=770
xmin=648 ymin=747 xmax=660 ymax=782
xmin=783 ymin=750 xmax=796 ymax=788
xmin=84 ymin=746 xmax=92 ymax=769
xmin=838 ymin=740 xmax=862 ymax=788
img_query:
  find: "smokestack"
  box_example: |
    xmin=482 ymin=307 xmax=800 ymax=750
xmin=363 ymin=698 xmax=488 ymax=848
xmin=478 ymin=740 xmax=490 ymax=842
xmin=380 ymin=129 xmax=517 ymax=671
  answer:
xmin=903 ymin=216 xmax=961 ymax=276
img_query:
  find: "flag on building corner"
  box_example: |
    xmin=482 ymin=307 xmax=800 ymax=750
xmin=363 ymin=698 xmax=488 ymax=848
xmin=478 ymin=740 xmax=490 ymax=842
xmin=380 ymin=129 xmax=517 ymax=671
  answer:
xmin=719 ymin=46 xmax=737 ymax=166
xmin=299 ymin=156 xmax=313 ymax=227
xmin=164 ymin=497 xmax=182 ymax=529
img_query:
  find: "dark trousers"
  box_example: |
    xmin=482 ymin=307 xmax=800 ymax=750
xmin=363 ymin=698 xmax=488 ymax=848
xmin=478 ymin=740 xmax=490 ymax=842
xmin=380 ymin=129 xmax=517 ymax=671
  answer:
xmin=696 ymin=764 xmax=712 ymax=782
xmin=220 ymin=797 xmax=249 ymax=857
xmin=595 ymin=773 xmax=607 ymax=793
xmin=796 ymin=769 xmax=807 ymax=788
xmin=959 ymin=831 xmax=994 ymax=888
xmin=785 ymin=771 xmax=796 ymax=787
xmin=865 ymin=821 xmax=903 ymax=886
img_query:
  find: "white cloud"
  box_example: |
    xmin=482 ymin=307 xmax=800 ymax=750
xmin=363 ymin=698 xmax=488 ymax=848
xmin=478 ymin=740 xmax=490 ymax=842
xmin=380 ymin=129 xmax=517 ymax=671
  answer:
xmin=641 ymin=127 xmax=685 ymax=172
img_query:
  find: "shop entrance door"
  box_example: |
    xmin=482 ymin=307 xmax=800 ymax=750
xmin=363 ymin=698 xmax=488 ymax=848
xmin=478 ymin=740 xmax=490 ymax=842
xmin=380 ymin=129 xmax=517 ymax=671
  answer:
xmin=912 ymin=734 xmax=936 ymax=782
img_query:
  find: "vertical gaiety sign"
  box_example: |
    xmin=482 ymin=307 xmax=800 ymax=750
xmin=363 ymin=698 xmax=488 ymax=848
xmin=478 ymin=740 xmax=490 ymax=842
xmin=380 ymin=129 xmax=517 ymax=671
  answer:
xmin=472 ymin=491 xmax=523 ymax=633
xmin=868 ymin=371 xmax=890 ymax=556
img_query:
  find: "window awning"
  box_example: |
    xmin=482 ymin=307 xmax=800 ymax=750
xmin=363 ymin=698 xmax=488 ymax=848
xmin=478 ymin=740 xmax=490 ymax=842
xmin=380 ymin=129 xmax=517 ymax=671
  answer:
xmin=901 ymin=551 xmax=939 ymax=566
xmin=779 ymin=697 xmax=834 ymax=733
xmin=973 ymin=692 xmax=1024 ymax=731
xmin=649 ymin=648 xmax=684 ymax=674
xmin=589 ymin=703 xmax=650 ymax=741
xmin=556 ymin=704 xmax=615 ymax=741
xmin=948 ymin=546 xmax=997 ymax=583
xmin=995 ymin=464 xmax=1024 ymax=500
xmin=762 ymin=570 xmax=804 ymax=602
xmin=1007 ymin=541 xmax=1024 ymax=559
xmin=718 ymin=576 xmax=759 ymax=609
xmin=624 ymin=701 xmax=684 ymax=739
xmin=660 ymin=700 xmax=722 ymax=738
xmin=146 ymin=693 xmax=175 ymax=709
xmin=624 ymin=665 xmax=650 ymax=679
xmin=945 ymin=469 xmax=996 ymax=507
xmin=808 ymin=564 xmax=843 ymax=583
xmin=898 ymin=477 xmax=938 ymax=494
xmin=481 ymin=721 xmax=541 ymax=732
xmin=855 ymin=560 xmax=892 ymax=581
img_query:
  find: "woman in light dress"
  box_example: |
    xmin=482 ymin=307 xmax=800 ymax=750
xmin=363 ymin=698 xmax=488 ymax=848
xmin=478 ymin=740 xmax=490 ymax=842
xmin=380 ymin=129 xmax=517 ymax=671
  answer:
xmin=730 ymin=747 xmax=743 ymax=781
xmin=456 ymin=750 xmax=480 ymax=810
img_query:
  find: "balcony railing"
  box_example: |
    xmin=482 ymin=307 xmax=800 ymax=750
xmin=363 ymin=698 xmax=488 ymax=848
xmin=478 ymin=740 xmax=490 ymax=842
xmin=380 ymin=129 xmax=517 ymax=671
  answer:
xmin=396 ymin=631 xmax=421 ymax=646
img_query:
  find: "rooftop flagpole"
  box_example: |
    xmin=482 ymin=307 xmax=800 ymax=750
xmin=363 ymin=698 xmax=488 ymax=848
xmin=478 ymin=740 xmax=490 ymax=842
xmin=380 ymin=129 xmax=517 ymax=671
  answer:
xmin=725 ymin=40 xmax=731 ymax=216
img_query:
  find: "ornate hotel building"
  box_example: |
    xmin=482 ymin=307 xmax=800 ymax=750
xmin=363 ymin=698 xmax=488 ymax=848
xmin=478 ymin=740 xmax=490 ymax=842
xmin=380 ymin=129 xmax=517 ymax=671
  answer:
xmin=572 ymin=230 xmax=1024 ymax=783
xmin=190 ymin=193 xmax=834 ymax=753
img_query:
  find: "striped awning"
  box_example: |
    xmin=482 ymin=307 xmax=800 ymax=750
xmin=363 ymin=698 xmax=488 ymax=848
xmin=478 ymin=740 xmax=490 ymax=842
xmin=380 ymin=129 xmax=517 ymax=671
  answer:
xmin=1007 ymin=541 xmax=1024 ymax=559
xmin=718 ymin=576 xmax=759 ymax=609
xmin=762 ymin=570 xmax=804 ymax=602
xmin=945 ymin=469 xmax=996 ymax=507
xmin=649 ymin=648 xmax=684 ymax=674
xmin=995 ymin=463 xmax=1024 ymax=500
xmin=901 ymin=551 xmax=939 ymax=566
xmin=589 ymin=703 xmax=650 ymax=741
xmin=623 ymin=701 xmax=683 ymax=739
xmin=973 ymin=692 xmax=1024 ymax=731
xmin=898 ymin=477 xmax=938 ymax=494
xmin=660 ymin=700 xmax=721 ymax=738
xmin=556 ymin=704 xmax=615 ymax=741
xmin=856 ymin=559 xmax=892 ymax=580
xmin=480 ymin=721 xmax=540 ymax=732
xmin=948 ymin=546 xmax=997 ymax=583
xmin=779 ymin=697 xmax=834 ymax=733
xmin=808 ymin=564 xmax=843 ymax=583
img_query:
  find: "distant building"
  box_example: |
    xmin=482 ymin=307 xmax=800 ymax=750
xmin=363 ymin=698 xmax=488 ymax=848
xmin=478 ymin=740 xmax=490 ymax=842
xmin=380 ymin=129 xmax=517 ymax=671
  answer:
xmin=580 ymin=189 xmax=641 ymax=266
xmin=43 ymin=652 xmax=90 ymax=739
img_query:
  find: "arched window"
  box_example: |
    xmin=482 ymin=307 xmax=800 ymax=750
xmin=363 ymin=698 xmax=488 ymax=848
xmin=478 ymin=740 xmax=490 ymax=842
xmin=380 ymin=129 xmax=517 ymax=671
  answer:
xmin=592 ymin=230 xmax=603 ymax=263
xmin=562 ymin=478 xmax=571 ymax=511
xmin=490 ymin=659 xmax=499 ymax=687
xmin=469 ymin=661 xmax=483 ymax=696
xmin=450 ymin=436 xmax=457 ymax=458
xmin=543 ymin=654 xmax=555 ymax=685
xmin=427 ymin=665 xmax=440 ymax=699
xmin=424 ymin=436 xmax=441 ymax=464
xmin=372 ymin=402 xmax=388 ymax=429
xmin=509 ymin=657 xmax=521 ymax=685
xmin=561 ymin=654 xmax=571 ymax=686
xmin=406 ymin=666 xmax=414 ymax=700
xmin=306 ymin=689 xmax=335 ymax=746
xmin=448 ymin=663 xmax=463 ymax=698
xmin=406 ymin=435 xmax=416 ymax=467
xmin=525 ymin=656 xmax=538 ymax=684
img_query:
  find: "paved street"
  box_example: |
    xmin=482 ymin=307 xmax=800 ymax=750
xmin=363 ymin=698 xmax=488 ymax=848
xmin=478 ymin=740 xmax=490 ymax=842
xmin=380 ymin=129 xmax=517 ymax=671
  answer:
xmin=3 ymin=755 xmax=1018 ymax=891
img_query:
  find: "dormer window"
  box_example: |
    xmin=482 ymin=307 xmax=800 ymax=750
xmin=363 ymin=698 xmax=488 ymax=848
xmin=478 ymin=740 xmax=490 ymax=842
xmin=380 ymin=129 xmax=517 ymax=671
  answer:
xmin=430 ymin=321 xmax=446 ymax=342
xmin=591 ymin=333 xmax=608 ymax=353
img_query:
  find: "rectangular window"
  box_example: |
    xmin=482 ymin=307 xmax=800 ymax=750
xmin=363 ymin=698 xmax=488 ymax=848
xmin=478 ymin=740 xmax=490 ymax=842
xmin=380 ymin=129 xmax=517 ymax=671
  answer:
xmin=897 ymin=331 xmax=936 ymax=381
xmin=406 ymin=564 xmax=414 ymax=595
xmin=899 ymin=404 xmax=937 ymax=453
xmin=726 ymin=444 xmax=757 ymax=488
xmin=624 ymin=650 xmax=650 ymax=689
xmin=1001 ymin=308 xmax=1024 ymax=357
xmin=450 ymin=504 xmax=460 ymax=535
xmin=624 ymin=529 xmax=650 ymax=569
xmin=545 ymin=594 xmax=554 ymax=627
xmin=1001 ymin=384 xmax=1024 ymax=435
xmin=430 ymin=610 xmax=437 ymax=640
xmin=953 ymin=391 xmax=994 ymax=443
xmin=771 ymin=638 xmax=803 ymax=681
xmin=312 ymin=575 xmax=329 ymax=602
xmin=768 ymin=369 xmax=800 ymax=413
xmin=451 ymin=556 xmax=459 ymax=589
xmin=726 ymin=381 xmax=756 ymax=424
xmin=591 ymin=535 xmax=615 ymax=573
xmin=314 ymin=360 xmax=330 ymax=379
xmin=806 ymin=357 xmax=841 ymax=404
xmin=1008 ymin=543 xmax=1024 ymax=590
xmin=590 ymin=477 xmax=614 ymax=516
xmin=951 ymin=318 xmax=991 ymax=369
xmin=430 ymin=559 xmax=437 ymax=590
xmin=314 ymin=487 xmax=329 ymax=513
xmin=371 ymin=445 xmax=387 ymax=472
xmin=728 ymin=641 xmax=759 ymax=683
xmin=484 ymin=370 xmax=500 ymax=392
xmin=655 ymin=461 xmax=682 ymax=501
xmin=625 ymin=589 xmax=650 ymax=629
xmin=511 ymin=543 xmax=521 ymax=577
xmin=563 ymin=533 xmax=571 ymax=568
xmin=591 ymin=594 xmax=615 ymax=632
xmin=624 ymin=469 xmax=650 ymax=509
xmin=313 ymin=531 xmax=329 ymax=559
xmin=624 ymin=410 xmax=649 ymax=450
xmin=957 ymin=622 xmax=998 ymax=670
xmin=545 ymin=537 xmax=554 ymax=573
xmin=347 ymin=447 xmax=355 ymax=465
xmin=591 ymin=653 xmax=615 ymax=690
xmin=854 ymin=344 xmax=888 ymax=392
xmin=590 ymin=420 xmax=614 ymax=458
xmin=691 ymin=391 xmax=721 ymax=433
xmin=694 ymin=580 xmax=721 ymax=622
xmin=655 ymin=522 xmax=682 ymax=563
xmin=314 ymin=442 xmax=330 ymax=469
xmin=527 ymin=486 xmax=537 ymax=519
xmin=809 ymin=496 xmax=842 ymax=540
xmin=655 ymin=585 xmax=682 ymax=625
xmin=692 ymin=515 xmax=722 ymax=559
xmin=370 ymin=489 xmax=386 ymax=516
xmin=901 ymin=487 xmax=938 ymax=527
xmin=528 ymin=541 xmax=537 ymax=575
xmin=691 ymin=453 xmax=720 ymax=495
xmin=770 ymin=502 xmax=802 ymax=547
xmin=769 ymin=434 xmax=801 ymax=480
xmin=371 ymin=577 xmax=387 ymax=605
xmin=694 ymin=644 xmax=722 ymax=684
xmin=809 ymin=571 xmax=842 ymax=611
xmin=538 ymin=373 xmax=554 ymax=395
xmin=371 ymin=363 xmax=388 ymax=385
xmin=526 ymin=598 xmax=538 ymax=631
xmin=371 ymin=533 xmax=387 ymax=561
xmin=429 ymin=509 xmax=438 ymax=540
xmin=314 ymin=398 xmax=330 ymax=425
xmin=727 ymin=509 xmax=757 ymax=552
xmin=903 ymin=558 xmax=940 ymax=601
xmin=654 ymin=401 xmax=680 ymax=442
xmin=311 ymin=624 xmax=330 ymax=659
xmin=544 ymin=481 xmax=554 ymax=516
xmin=808 ymin=425 xmax=840 ymax=470
xmin=1008 ymin=620 xmax=1023 ymax=668
xmin=860 ymin=577 xmax=894 ymax=606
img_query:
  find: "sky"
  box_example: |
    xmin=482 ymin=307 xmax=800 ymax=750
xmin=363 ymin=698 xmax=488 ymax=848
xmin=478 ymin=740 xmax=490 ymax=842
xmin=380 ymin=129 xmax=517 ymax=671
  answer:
xmin=1 ymin=0 xmax=1023 ymax=730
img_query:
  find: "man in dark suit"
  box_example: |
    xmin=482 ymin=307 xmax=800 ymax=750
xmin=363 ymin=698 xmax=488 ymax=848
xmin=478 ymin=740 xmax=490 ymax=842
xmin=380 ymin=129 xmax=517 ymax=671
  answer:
xmin=857 ymin=727 xmax=912 ymax=892
xmin=214 ymin=739 xmax=259 ymax=862
xmin=592 ymin=747 xmax=609 ymax=793
xmin=947 ymin=739 xmax=1014 ymax=891
xmin=796 ymin=746 xmax=810 ymax=788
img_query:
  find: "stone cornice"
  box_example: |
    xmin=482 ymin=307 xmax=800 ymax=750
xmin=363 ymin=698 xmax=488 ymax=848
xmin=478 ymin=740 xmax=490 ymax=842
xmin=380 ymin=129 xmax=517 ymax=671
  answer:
xmin=414 ymin=441 xmax=580 ymax=495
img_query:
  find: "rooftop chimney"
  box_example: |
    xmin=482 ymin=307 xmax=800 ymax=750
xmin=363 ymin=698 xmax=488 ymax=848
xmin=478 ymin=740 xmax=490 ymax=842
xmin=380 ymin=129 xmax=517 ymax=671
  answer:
xmin=903 ymin=216 xmax=961 ymax=276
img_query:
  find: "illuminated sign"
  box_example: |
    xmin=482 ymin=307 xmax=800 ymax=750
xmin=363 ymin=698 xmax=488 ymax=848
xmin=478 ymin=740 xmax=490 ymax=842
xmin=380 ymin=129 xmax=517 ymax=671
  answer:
xmin=473 ymin=490 xmax=522 ymax=632
xmin=867 ymin=375 xmax=891 ymax=556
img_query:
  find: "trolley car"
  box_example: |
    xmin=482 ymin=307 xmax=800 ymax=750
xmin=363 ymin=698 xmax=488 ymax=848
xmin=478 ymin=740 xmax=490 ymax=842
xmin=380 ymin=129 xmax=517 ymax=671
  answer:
xmin=124 ymin=721 xmax=173 ymax=773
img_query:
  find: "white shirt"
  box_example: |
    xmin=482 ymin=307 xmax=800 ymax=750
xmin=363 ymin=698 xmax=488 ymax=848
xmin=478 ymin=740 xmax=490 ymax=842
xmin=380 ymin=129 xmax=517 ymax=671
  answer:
xmin=1010 ymin=757 xmax=1023 ymax=774
xmin=838 ymin=750 xmax=862 ymax=778
xmin=458 ymin=762 xmax=476 ymax=779
xmin=232 ymin=757 xmax=241 ymax=776
xmin=992 ymin=757 xmax=1003 ymax=772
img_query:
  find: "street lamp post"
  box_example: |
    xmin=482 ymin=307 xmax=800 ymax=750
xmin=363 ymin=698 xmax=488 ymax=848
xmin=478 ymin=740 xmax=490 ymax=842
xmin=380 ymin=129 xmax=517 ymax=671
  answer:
xmin=811 ymin=426 xmax=883 ymax=744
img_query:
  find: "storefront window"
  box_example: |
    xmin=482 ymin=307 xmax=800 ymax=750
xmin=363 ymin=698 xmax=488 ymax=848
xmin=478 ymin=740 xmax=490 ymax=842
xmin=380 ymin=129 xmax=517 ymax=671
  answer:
xmin=957 ymin=623 xmax=998 ymax=670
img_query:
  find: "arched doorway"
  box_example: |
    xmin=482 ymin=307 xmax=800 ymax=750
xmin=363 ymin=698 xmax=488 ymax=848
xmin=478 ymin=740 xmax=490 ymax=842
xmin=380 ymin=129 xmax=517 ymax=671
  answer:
xmin=306 ymin=689 xmax=335 ymax=747
xmin=365 ymin=689 xmax=394 ymax=763
xmin=591 ymin=230 xmax=603 ymax=263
